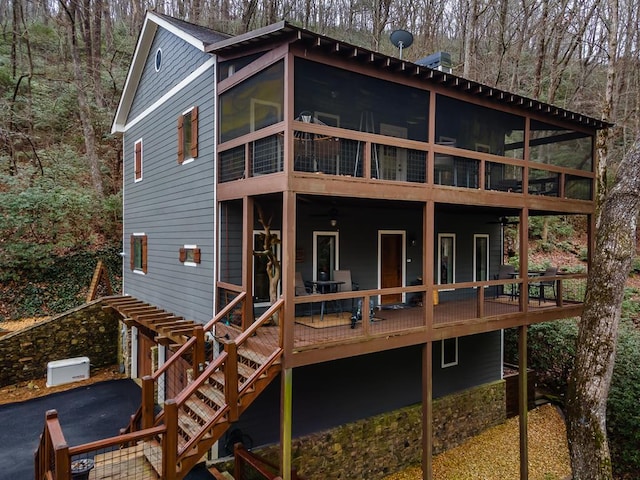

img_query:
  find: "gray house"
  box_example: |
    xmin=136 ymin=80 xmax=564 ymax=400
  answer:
xmin=97 ymin=10 xmax=604 ymax=480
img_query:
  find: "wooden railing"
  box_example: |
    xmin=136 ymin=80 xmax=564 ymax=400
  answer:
xmin=35 ymin=408 xmax=166 ymax=480
xmin=137 ymin=292 xmax=247 ymax=430
xmin=218 ymin=122 xmax=594 ymax=201
xmin=233 ymin=443 xmax=303 ymax=480
xmin=34 ymin=291 xmax=288 ymax=480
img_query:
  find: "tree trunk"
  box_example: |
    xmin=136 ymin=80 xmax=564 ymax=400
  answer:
xmin=566 ymin=139 xmax=640 ymax=479
xmin=61 ymin=0 xmax=104 ymax=198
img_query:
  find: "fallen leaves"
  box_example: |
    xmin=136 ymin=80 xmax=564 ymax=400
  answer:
xmin=383 ymin=404 xmax=571 ymax=480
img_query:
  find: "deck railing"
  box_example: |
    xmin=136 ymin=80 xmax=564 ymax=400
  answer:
xmin=218 ymin=123 xmax=594 ymax=200
xmin=290 ymin=273 xmax=587 ymax=349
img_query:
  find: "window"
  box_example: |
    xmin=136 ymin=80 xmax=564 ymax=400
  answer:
xmin=313 ymin=231 xmax=339 ymax=281
xmin=473 ymin=234 xmax=489 ymax=283
xmin=134 ymin=139 xmax=143 ymax=182
xmin=220 ymin=61 xmax=284 ymax=143
xmin=441 ymin=338 xmax=459 ymax=368
xmin=179 ymin=245 xmax=201 ymax=266
xmin=178 ymin=106 xmax=199 ymax=164
xmin=438 ymin=233 xmax=455 ymax=285
xmin=130 ymin=234 xmax=147 ymax=273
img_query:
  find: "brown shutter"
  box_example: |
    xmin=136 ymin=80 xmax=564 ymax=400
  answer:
xmin=134 ymin=141 xmax=142 ymax=179
xmin=177 ymin=114 xmax=184 ymax=164
xmin=194 ymin=248 xmax=201 ymax=264
xmin=130 ymin=235 xmax=134 ymax=270
xmin=179 ymin=247 xmax=186 ymax=262
xmin=190 ymin=106 xmax=198 ymax=158
xmin=141 ymin=236 xmax=148 ymax=274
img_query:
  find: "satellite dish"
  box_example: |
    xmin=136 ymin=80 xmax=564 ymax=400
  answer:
xmin=390 ymin=29 xmax=414 ymax=59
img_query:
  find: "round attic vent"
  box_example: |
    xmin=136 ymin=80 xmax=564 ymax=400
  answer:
xmin=154 ymin=48 xmax=163 ymax=72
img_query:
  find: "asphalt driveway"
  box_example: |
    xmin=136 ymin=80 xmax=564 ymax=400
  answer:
xmin=0 ymin=379 xmax=214 ymax=480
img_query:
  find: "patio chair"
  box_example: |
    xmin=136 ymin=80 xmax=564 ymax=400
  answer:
xmin=333 ymin=269 xmax=359 ymax=313
xmin=295 ymin=272 xmax=314 ymax=318
xmin=495 ymin=264 xmax=516 ymax=299
xmin=529 ymin=266 xmax=558 ymax=304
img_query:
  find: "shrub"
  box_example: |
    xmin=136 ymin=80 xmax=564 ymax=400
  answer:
xmin=608 ymin=322 xmax=640 ymax=476
xmin=505 ymin=292 xmax=640 ymax=477
xmin=0 ymin=246 xmax=122 ymax=320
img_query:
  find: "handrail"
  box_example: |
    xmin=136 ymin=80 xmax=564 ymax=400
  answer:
xmin=233 ymin=443 xmax=303 ymax=480
xmin=204 ymin=291 xmax=247 ymax=331
xmin=152 ymin=335 xmax=198 ymax=381
xmin=174 ymin=351 xmax=228 ymax=405
xmin=235 ymin=298 xmax=284 ymax=345
xmin=68 ymin=425 xmax=166 ymax=456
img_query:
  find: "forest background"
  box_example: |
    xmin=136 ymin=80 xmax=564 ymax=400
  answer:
xmin=0 ymin=0 xmax=639 ymax=477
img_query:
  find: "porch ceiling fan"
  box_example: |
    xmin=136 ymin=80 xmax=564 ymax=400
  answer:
xmin=488 ymin=216 xmax=519 ymax=226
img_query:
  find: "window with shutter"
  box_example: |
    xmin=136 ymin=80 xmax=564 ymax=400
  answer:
xmin=134 ymin=139 xmax=143 ymax=181
xmin=180 ymin=245 xmax=201 ymax=266
xmin=178 ymin=106 xmax=198 ymax=164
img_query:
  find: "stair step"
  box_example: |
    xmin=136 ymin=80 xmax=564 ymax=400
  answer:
xmin=237 ymin=350 xmax=273 ymax=370
xmin=197 ymin=383 xmax=227 ymax=407
xmin=184 ymin=397 xmax=220 ymax=421
xmin=178 ymin=411 xmax=210 ymax=440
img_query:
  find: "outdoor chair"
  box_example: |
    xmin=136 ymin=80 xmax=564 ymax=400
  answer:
xmin=529 ymin=266 xmax=558 ymax=304
xmin=495 ymin=264 xmax=516 ymax=299
xmin=295 ymin=272 xmax=314 ymax=318
xmin=333 ymin=269 xmax=359 ymax=313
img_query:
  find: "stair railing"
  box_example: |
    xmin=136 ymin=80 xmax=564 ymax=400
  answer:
xmin=235 ymin=299 xmax=285 ymax=398
xmin=233 ymin=443 xmax=303 ymax=480
xmin=138 ymin=292 xmax=247 ymax=429
xmin=169 ymin=298 xmax=285 ymax=471
xmin=35 ymin=410 xmax=69 ymax=480
xmin=35 ymin=408 xmax=167 ymax=480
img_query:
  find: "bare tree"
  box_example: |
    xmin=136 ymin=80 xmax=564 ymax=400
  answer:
xmin=254 ymin=205 xmax=281 ymax=325
xmin=59 ymin=0 xmax=104 ymax=197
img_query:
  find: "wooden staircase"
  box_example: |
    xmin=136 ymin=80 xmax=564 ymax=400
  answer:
xmin=35 ymin=293 xmax=284 ymax=480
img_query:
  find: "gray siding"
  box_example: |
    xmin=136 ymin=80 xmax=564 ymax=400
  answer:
xmin=225 ymin=331 xmax=502 ymax=448
xmin=122 ymin=44 xmax=216 ymax=323
xmin=129 ymin=28 xmax=212 ymax=122
xmin=294 ymin=205 xmax=502 ymax=294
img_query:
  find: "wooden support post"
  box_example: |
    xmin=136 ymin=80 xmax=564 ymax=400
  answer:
xmin=422 ymin=341 xmax=433 ymax=480
xmin=518 ymin=325 xmax=529 ymax=480
xmin=141 ymin=375 xmax=155 ymax=430
xmin=243 ymin=196 xmax=255 ymax=330
xmin=281 ymin=368 xmax=293 ymax=480
xmin=224 ymin=342 xmax=239 ymax=422
xmin=163 ymin=400 xmax=178 ymax=480
xmin=193 ymin=325 xmax=205 ymax=374
xmin=519 ymin=209 xmax=529 ymax=313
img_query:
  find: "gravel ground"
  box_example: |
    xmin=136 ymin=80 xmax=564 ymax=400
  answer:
xmin=383 ymin=404 xmax=571 ymax=480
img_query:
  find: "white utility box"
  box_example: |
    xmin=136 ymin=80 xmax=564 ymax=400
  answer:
xmin=46 ymin=356 xmax=90 ymax=387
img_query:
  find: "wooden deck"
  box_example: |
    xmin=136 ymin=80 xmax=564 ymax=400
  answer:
xmin=215 ymin=293 xmax=579 ymax=361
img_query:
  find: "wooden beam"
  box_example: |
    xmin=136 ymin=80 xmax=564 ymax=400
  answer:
xmin=518 ymin=325 xmax=529 ymax=480
xmin=280 ymin=367 xmax=293 ymax=480
xmin=422 ymin=341 xmax=433 ymax=480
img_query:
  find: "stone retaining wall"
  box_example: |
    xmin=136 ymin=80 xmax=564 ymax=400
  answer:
xmin=0 ymin=301 xmax=121 ymax=387
xmin=221 ymin=380 xmax=505 ymax=480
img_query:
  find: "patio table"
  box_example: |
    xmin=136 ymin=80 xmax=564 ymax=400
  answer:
xmin=311 ymin=280 xmax=345 ymax=321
